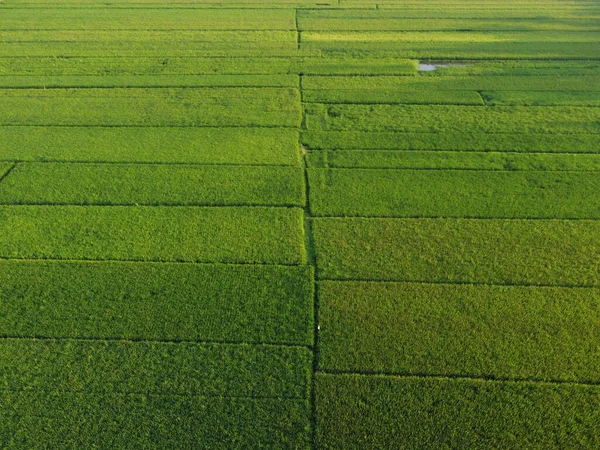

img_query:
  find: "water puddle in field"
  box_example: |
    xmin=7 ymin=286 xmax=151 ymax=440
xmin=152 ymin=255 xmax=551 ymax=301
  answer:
xmin=418 ymin=61 xmax=471 ymax=71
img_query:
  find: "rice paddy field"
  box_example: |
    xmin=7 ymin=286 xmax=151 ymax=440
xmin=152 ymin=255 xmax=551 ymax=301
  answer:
xmin=0 ymin=0 xmax=599 ymax=448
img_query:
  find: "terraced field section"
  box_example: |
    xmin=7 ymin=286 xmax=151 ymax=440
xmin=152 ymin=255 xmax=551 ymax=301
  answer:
xmin=0 ymin=0 xmax=598 ymax=448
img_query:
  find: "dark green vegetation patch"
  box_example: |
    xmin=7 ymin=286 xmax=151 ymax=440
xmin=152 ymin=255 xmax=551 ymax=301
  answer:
xmin=308 ymin=169 xmax=600 ymax=218
xmin=0 ymin=206 xmax=306 ymax=264
xmin=0 ymin=163 xmax=306 ymax=206
xmin=318 ymin=281 xmax=600 ymax=382
xmin=313 ymin=218 xmax=600 ymax=286
xmin=0 ymin=261 xmax=313 ymax=345
xmin=0 ymin=127 xmax=300 ymax=165
xmin=316 ymin=374 xmax=600 ymax=450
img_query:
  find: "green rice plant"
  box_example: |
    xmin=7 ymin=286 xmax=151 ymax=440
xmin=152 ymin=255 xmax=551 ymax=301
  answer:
xmin=304 ymin=104 xmax=600 ymax=134
xmin=302 ymin=30 xmax=600 ymax=43
xmin=0 ymin=127 xmax=300 ymax=165
xmin=0 ymin=42 xmax=309 ymax=57
xmin=316 ymin=374 xmax=600 ymax=449
xmin=301 ymin=131 xmax=600 ymax=152
xmin=303 ymin=75 xmax=600 ymax=91
xmin=0 ymin=163 xmax=306 ymax=207
xmin=307 ymin=150 xmax=600 ymax=170
xmin=0 ymin=88 xmax=302 ymax=127
xmin=299 ymin=7 xmax=600 ymax=20
xmin=0 ymin=261 xmax=313 ymax=345
xmin=308 ymin=169 xmax=600 ymax=218
xmin=0 ymin=30 xmax=298 ymax=43
xmin=298 ymin=17 xmax=600 ymax=31
xmin=0 ymin=206 xmax=306 ymax=264
xmin=0 ymin=339 xmax=311 ymax=397
xmin=0 ymin=75 xmax=299 ymax=88
xmin=304 ymin=42 xmax=600 ymax=59
xmin=0 ymin=392 xmax=310 ymax=449
xmin=0 ymin=8 xmax=297 ymax=30
xmin=303 ymin=89 xmax=484 ymax=105
xmin=0 ymin=56 xmax=417 ymax=76
xmin=481 ymin=90 xmax=600 ymax=106
xmin=318 ymin=280 xmax=600 ymax=381
xmin=313 ymin=217 xmax=600 ymax=285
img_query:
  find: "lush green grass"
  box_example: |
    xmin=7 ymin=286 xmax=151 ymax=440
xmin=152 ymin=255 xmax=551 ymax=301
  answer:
xmin=0 ymin=261 xmax=313 ymax=345
xmin=0 ymin=74 xmax=299 ymax=88
xmin=0 ymin=163 xmax=306 ymax=206
xmin=482 ymin=90 xmax=600 ymax=106
xmin=0 ymin=206 xmax=306 ymax=264
xmin=303 ymin=89 xmax=484 ymax=105
xmin=0 ymin=8 xmax=297 ymax=30
xmin=303 ymin=75 xmax=600 ymax=91
xmin=0 ymin=127 xmax=300 ymax=165
xmin=0 ymin=56 xmax=417 ymax=76
xmin=302 ymin=130 xmax=600 ymax=152
xmin=303 ymin=30 xmax=600 ymax=43
xmin=313 ymin=218 xmax=600 ymax=285
xmin=307 ymin=150 xmax=600 ymax=170
xmin=1 ymin=339 xmax=311 ymax=397
xmin=308 ymin=169 xmax=600 ymax=218
xmin=0 ymin=30 xmax=298 ymax=43
xmin=305 ymin=104 xmax=600 ymax=134
xmin=1 ymin=392 xmax=310 ymax=450
xmin=0 ymin=88 xmax=302 ymax=127
xmin=299 ymin=17 xmax=600 ymax=31
xmin=304 ymin=42 xmax=600 ymax=59
xmin=0 ymin=42 xmax=307 ymax=57
xmin=316 ymin=374 xmax=600 ymax=450
xmin=318 ymin=281 xmax=600 ymax=381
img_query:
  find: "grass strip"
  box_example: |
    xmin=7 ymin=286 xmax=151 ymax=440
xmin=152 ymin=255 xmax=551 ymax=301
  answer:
xmin=303 ymin=42 xmax=600 ymax=59
xmin=0 ymin=57 xmax=417 ymax=76
xmin=0 ymin=8 xmax=296 ymax=30
xmin=302 ymin=31 xmax=600 ymax=43
xmin=313 ymin=218 xmax=600 ymax=285
xmin=0 ymin=127 xmax=300 ymax=165
xmin=0 ymin=88 xmax=302 ymax=127
xmin=301 ymin=131 xmax=600 ymax=153
xmin=0 ymin=42 xmax=311 ymax=57
xmin=0 ymin=206 xmax=306 ymax=265
xmin=0 ymin=30 xmax=298 ymax=43
xmin=308 ymin=169 xmax=600 ymax=218
xmin=0 ymin=75 xmax=299 ymax=88
xmin=298 ymin=17 xmax=600 ymax=31
xmin=303 ymin=75 xmax=600 ymax=91
xmin=0 ymin=163 xmax=306 ymax=207
xmin=305 ymin=104 xmax=600 ymax=134
xmin=0 ymin=392 xmax=310 ymax=450
xmin=482 ymin=90 xmax=600 ymax=106
xmin=318 ymin=281 xmax=600 ymax=382
xmin=303 ymin=89 xmax=484 ymax=105
xmin=0 ymin=339 xmax=311 ymax=398
xmin=316 ymin=373 xmax=600 ymax=449
xmin=307 ymin=150 xmax=600 ymax=170
xmin=0 ymin=261 xmax=313 ymax=345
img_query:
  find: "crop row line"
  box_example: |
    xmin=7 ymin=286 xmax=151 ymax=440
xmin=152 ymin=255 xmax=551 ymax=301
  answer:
xmin=0 ymin=335 xmax=312 ymax=349
xmin=315 ymin=276 xmax=599 ymax=289
xmin=304 ymin=166 xmax=600 ymax=173
xmin=309 ymin=214 xmax=600 ymax=220
xmin=305 ymin=149 xmax=600 ymax=155
xmin=317 ymin=369 xmax=600 ymax=387
xmin=0 ymin=163 xmax=15 ymax=185
xmin=0 ymin=256 xmax=306 ymax=267
xmin=0 ymin=124 xmax=301 ymax=129
xmin=0 ymin=160 xmax=298 ymax=167
xmin=0 ymin=388 xmax=305 ymax=401
xmin=0 ymin=201 xmax=305 ymax=208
